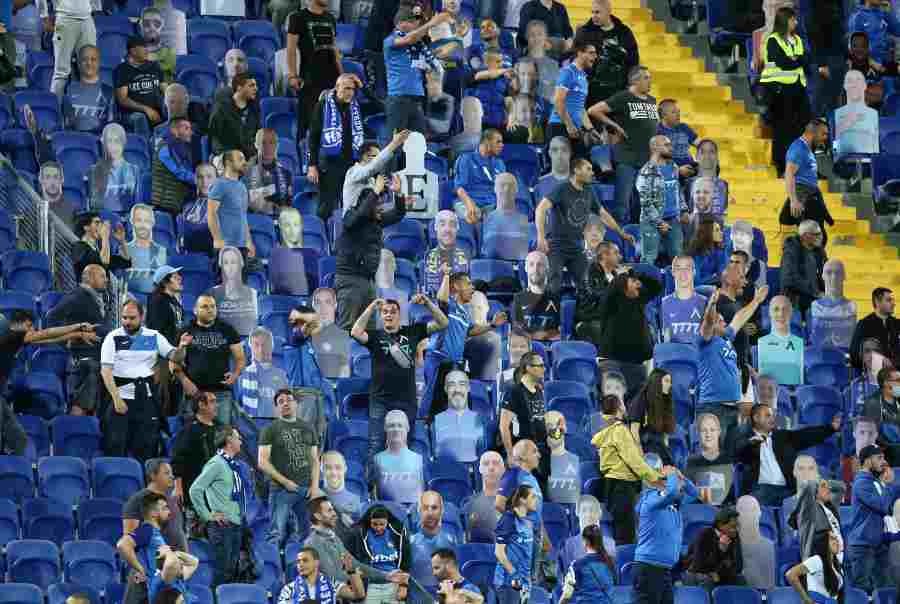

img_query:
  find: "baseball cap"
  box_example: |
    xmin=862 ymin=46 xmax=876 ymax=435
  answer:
xmin=127 ymin=35 xmax=148 ymax=51
xmin=152 ymin=265 xmax=181 ymax=286
xmin=859 ymin=445 xmax=883 ymax=465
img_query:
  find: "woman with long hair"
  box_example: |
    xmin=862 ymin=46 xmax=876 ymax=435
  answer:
xmin=786 ymin=530 xmax=843 ymax=604
xmin=560 ymin=524 xmax=615 ymax=604
xmin=627 ymin=368 xmax=677 ymax=465
xmin=494 ymin=484 xmax=538 ymax=604
xmin=759 ymin=6 xmax=811 ymax=176
xmin=499 ymin=351 xmax=546 ymax=458
xmin=207 ymin=246 xmax=259 ymax=337
xmin=88 ymin=123 xmax=140 ymax=213
xmin=686 ymin=215 xmax=726 ymax=286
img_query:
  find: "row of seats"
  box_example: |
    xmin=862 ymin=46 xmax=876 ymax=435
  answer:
xmin=0 ymin=455 xmax=143 ymax=506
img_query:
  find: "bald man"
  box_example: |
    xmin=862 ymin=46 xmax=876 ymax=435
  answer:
xmin=410 ymin=491 xmax=459 ymax=587
xmin=835 ymin=70 xmax=879 ymax=157
xmin=464 ymin=451 xmax=507 ymax=543
xmin=636 ymin=134 xmax=688 ymax=266
xmin=810 ymin=259 xmax=857 ymax=349
xmin=496 ymin=440 xmax=544 ymax=577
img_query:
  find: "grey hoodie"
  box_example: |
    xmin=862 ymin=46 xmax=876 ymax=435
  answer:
xmin=303 ymin=525 xmax=391 ymax=584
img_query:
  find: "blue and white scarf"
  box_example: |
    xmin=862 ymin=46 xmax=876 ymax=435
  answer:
xmin=219 ymin=450 xmax=254 ymax=517
xmin=291 ymin=573 xmax=338 ymax=604
xmin=320 ymin=90 xmax=364 ymax=160
xmin=395 ymin=28 xmax=441 ymax=74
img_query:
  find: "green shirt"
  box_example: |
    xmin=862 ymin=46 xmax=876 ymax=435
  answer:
xmin=758 ymin=331 xmax=805 ymax=386
xmin=259 ymin=418 xmax=320 ymax=487
xmin=188 ymin=455 xmax=242 ymax=525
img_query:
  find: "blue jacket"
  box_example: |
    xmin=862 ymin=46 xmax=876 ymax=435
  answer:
xmin=568 ymin=553 xmax=614 ymax=604
xmin=635 ymin=473 xmax=699 ymax=568
xmin=848 ymin=470 xmax=899 ymax=546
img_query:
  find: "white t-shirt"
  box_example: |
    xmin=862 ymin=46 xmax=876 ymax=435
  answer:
xmin=100 ymin=326 xmax=175 ymax=399
xmin=802 ymin=555 xmax=842 ymax=599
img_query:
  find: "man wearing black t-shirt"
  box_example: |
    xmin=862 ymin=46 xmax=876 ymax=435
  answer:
xmin=114 ymin=37 xmax=164 ymax=137
xmin=513 ymin=251 xmax=561 ymax=341
xmin=172 ymin=295 xmax=246 ymax=425
xmin=285 ymin=0 xmax=341 ymax=136
xmin=350 ymin=296 xmax=448 ymax=462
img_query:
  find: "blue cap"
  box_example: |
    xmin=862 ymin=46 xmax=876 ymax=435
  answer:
xmin=152 ymin=265 xmax=181 ymax=286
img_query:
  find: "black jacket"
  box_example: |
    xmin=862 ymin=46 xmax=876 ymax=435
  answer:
xmin=170 ymin=418 xmax=221 ymax=505
xmin=208 ymin=95 xmax=260 ymax=160
xmin=345 ymin=504 xmax=411 ymax=572
xmin=849 ymin=312 xmax=900 ymax=370
xmin=575 ymin=263 xmax=615 ymax=324
xmin=45 ymin=285 xmax=112 ymax=358
xmin=735 ymin=424 xmax=837 ymax=494
xmin=335 ymin=188 xmax=406 ymax=279
xmin=574 ymin=16 xmax=639 ymax=103
xmin=779 ymin=235 xmax=826 ymax=300
xmin=599 ymin=272 xmax=662 ymax=363
xmin=687 ymin=526 xmax=744 ymax=583
xmin=145 ymin=290 xmax=184 ymax=347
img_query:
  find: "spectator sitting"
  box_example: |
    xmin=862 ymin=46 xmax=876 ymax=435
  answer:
xmin=345 ymin=504 xmax=412 ymax=602
xmin=321 ymin=451 xmax=363 ymax=527
xmin=277 ymin=545 xmax=365 ymax=604
xmin=62 ymin=45 xmax=113 ymax=135
xmin=557 ymin=495 xmax=617 ymax=579
xmin=464 ymin=451 xmax=506 ymax=543
xmin=425 ymin=70 xmax=456 ymax=139
xmin=484 ymin=173 xmax=529 ymax=258
xmin=781 ymin=220 xmax=827 ymax=318
xmin=454 ymin=129 xmax=507 ymax=224
xmin=126 ymin=204 xmax=167 ymax=295
xmin=236 ymin=327 xmax=289 ymax=419
xmin=848 ymin=0 xmax=900 ymax=66
xmin=311 ymin=287 xmax=352 ymax=379
xmin=513 ymin=250 xmax=561 ymax=341
xmin=686 ymin=215 xmax=726 ymax=286
xmin=758 ymin=295 xmax=805 ymax=386
xmin=850 ymin=288 xmax=899 ymax=371
xmin=627 ymin=368 xmax=676 ymax=466
xmin=516 ymin=0 xmax=574 ymax=52
xmin=410 ymin=491 xmax=460 ymax=587
xmin=574 ymin=241 xmax=621 ymax=345
xmin=863 ymin=367 xmax=900 ymax=463
xmin=534 ymin=136 xmax=572 ymax=202
xmin=684 ymin=506 xmax=745 ymax=591
xmin=656 ymin=99 xmax=697 ymax=175
xmin=736 ymin=495 xmax=776 ymax=589
xmin=424 ymin=210 xmax=472 ymax=295
xmin=153 ymin=117 xmax=196 ymax=218
xmin=433 ymin=370 xmax=485 ymax=462
xmin=685 ymin=413 xmax=734 ymax=505
xmin=208 ymin=74 xmax=260 ymax=161
xmin=171 ymin=392 xmax=220 ymax=516
xmin=449 ymin=96 xmax=485 ymax=160
xmin=179 ymin=163 xmax=216 ymax=256
xmin=810 ymin=259 xmax=857 ymax=350
xmin=542 ymin=410 xmax=581 ymax=505
xmin=72 ymin=212 xmax=132 ymax=279
xmin=244 ymin=128 xmax=293 ymax=215
xmin=114 ymin=36 xmax=164 ymax=136
xmin=662 ymin=255 xmax=708 ymax=344
xmin=559 ymin=524 xmax=616 ymax=604
xmin=373 ymin=410 xmax=427 ymax=505
xmin=468 ymin=50 xmax=512 ymax=130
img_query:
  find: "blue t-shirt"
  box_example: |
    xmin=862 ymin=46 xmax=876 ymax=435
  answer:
xmin=696 ymin=327 xmax=741 ymax=404
xmin=132 ymin=522 xmax=166 ymax=578
xmin=657 ymin=123 xmax=697 ymax=166
xmin=384 ymin=32 xmax=426 ymax=97
xmin=785 ymin=137 xmax=817 ymax=188
xmin=659 ymin=162 xmax=681 ymax=219
xmin=63 ymin=80 xmax=114 ymax=134
xmin=410 ymin=529 xmax=458 ymax=586
xmin=493 ymin=512 xmax=534 ymax=589
xmin=208 ymin=177 xmax=249 ymax=248
xmin=428 ymin=298 xmax=472 ymax=362
xmin=366 ymin=529 xmax=401 ymax=572
xmin=498 ymin=467 xmax=542 ymax=529
xmin=661 ymin=293 xmax=708 ymax=344
xmin=453 ymin=151 xmax=506 ymax=208
xmin=471 ymin=74 xmax=509 ymax=128
xmin=549 ymin=63 xmax=588 ymax=128
xmin=373 ymin=448 xmax=425 ymax=505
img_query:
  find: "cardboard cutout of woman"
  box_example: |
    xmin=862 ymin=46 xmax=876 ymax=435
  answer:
xmin=87 ymin=123 xmax=140 ymax=214
xmin=207 ymin=246 xmax=259 ymax=337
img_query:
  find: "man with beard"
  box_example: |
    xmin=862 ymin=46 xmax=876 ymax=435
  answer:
xmin=39 ymin=161 xmax=77 ymax=229
xmin=513 ymin=251 xmax=560 ymax=341
xmin=424 ymin=210 xmax=471 ymax=295
xmin=207 ymin=150 xmax=254 ymax=256
xmin=236 ymin=327 xmax=289 ymax=419
xmin=636 ymin=135 xmax=688 ymax=266
xmin=410 ymin=491 xmax=459 ymax=588
xmin=208 ymin=74 xmax=260 ymax=161
xmin=433 ymin=370 xmax=485 ymax=462
xmin=431 ymin=549 xmax=483 ymax=603
xmin=536 ymin=157 xmax=632 ymax=295
xmin=547 ymin=41 xmax=599 ymax=158
xmin=574 ymin=0 xmax=639 ymax=107
xmin=126 ymin=204 xmax=168 ymax=295
xmin=534 ymin=136 xmax=572 ymax=202
xmin=181 ymin=163 xmax=217 ymax=255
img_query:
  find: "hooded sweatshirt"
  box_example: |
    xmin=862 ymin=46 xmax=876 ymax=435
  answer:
xmin=591 ymin=415 xmax=661 ymax=483
xmin=574 ymin=16 xmax=639 ymax=105
xmin=847 ymin=470 xmax=899 ymax=547
xmin=635 ymin=473 xmax=698 ymax=569
xmin=346 ymin=505 xmax=411 ymax=573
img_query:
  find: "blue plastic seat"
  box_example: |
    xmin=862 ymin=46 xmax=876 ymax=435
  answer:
xmin=26 ymin=51 xmax=53 ymax=91
xmin=253 ymin=541 xmax=283 ymax=593
xmin=364 ymin=113 xmax=388 ymax=144
xmin=216 ymin=584 xmax=268 ymax=604
xmin=545 ymin=379 xmax=593 ymax=408
xmin=0 ymin=129 xmax=37 ymax=173
xmin=51 ymin=131 xmax=99 ymax=190
xmin=805 ymin=347 xmax=850 ymax=389
xmin=188 ymin=539 xmax=214 ymax=587
xmin=23 ymin=372 xmax=66 ymax=419
xmin=7 ymin=539 xmax=61 ymax=590
xmin=92 ymin=457 xmax=144 ymax=500
xmin=23 ymin=498 xmax=75 ymax=546
xmin=247 ymin=213 xmax=277 ymax=260
xmin=711 ymin=586 xmax=761 ymax=604
xmin=3 ymin=250 xmax=54 ymax=295
xmin=0 ymin=207 xmax=15 ymax=252
xmin=875 ymin=588 xmax=897 ymax=604
xmin=62 ymin=540 xmax=118 ymax=590
xmin=500 ymin=144 xmax=541 ymax=190
xmin=469 ymin=259 xmax=517 ymax=301
xmin=427 ymin=460 xmax=473 ymax=507
xmin=331 ymin=420 xmax=370 ymax=463
xmin=341 ymin=59 xmax=366 ymax=85
xmin=14 ymin=90 xmax=62 ymax=132
xmin=393 ymin=258 xmax=418 ymax=296
xmin=551 ymin=341 xmax=598 ymax=389
xmin=675 ymin=586 xmax=710 ymax=604
xmin=37 ymin=456 xmax=90 ymax=506
xmin=48 ymin=584 xmax=101 ymax=604
xmin=335 ymin=24 xmax=361 ymax=57
xmin=175 ymin=55 xmax=220 ymax=104
xmin=30 ymin=346 xmax=70 ymax=380
xmin=50 ymin=416 xmax=101 ymax=460
xmin=302 ymin=216 xmax=329 ymax=256
xmin=796 ymin=385 xmax=842 ymax=426
xmin=260 ymin=97 xmax=298 ymax=140
xmin=0 ymin=498 xmax=20 ymax=543
xmin=0 ymin=584 xmax=43 ymax=604
xmin=460 ymin=558 xmax=496 ymax=596
xmin=168 ymin=253 xmax=214 ymax=297
xmin=78 ymin=498 xmax=123 ymax=547
xmin=277 ymin=136 xmax=300 ymax=177
xmin=234 ymin=20 xmax=280 ymax=63
xmin=681 ymin=504 xmax=717 ymax=547
xmin=246 ymin=57 xmax=272 ymax=99
xmin=0 ymin=290 xmax=38 ymax=317
xmin=383 ymin=218 xmax=427 ymax=262
xmin=542 ymin=502 xmax=572 ymax=550
xmin=124 ymin=134 xmax=150 ymax=173
xmin=0 ymin=456 xmax=35 ymax=503
xmin=187 ymin=18 xmax=232 ymax=64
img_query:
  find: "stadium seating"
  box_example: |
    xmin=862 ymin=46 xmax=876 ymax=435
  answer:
xmin=91 ymin=457 xmax=144 ymax=500
xmin=7 ymin=539 xmax=61 ymax=590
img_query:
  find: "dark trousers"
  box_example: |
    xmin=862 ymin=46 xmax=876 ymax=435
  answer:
xmin=847 ymin=543 xmax=892 ymax=593
xmin=602 ymin=477 xmax=641 ymax=545
xmin=103 ymin=380 xmax=162 ymax=464
xmin=779 ymin=183 xmax=832 ymax=246
xmin=71 ymin=357 xmax=101 ymax=413
xmin=385 ymin=95 xmax=428 ymax=141
xmin=318 ymin=158 xmax=353 ymax=222
xmin=548 ymin=247 xmax=588 ymax=296
xmin=546 ymin=122 xmax=587 ymax=160
xmin=763 ymin=81 xmax=811 ymax=174
xmin=299 ymin=84 xmax=329 ymax=139
xmin=750 ymin=483 xmax=794 ymax=507
xmin=634 ymin=562 xmax=674 ymax=604
xmin=335 ymin=273 xmax=376 ymax=332
xmin=207 ymin=521 xmax=242 ymax=588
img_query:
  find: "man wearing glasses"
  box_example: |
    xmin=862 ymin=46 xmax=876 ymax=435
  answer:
xmin=277 ymin=546 xmax=365 ymax=604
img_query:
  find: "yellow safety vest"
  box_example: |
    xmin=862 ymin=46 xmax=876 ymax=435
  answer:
xmin=760 ymin=33 xmax=806 ymax=86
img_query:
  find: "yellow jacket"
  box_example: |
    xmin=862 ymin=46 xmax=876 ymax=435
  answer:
xmin=591 ymin=414 xmax=662 ymax=483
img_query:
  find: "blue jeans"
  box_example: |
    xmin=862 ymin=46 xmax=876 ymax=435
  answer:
xmin=614 ymin=161 xmax=640 ymax=225
xmin=640 ymin=219 xmax=683 ymax=266
xmin=207 ymin=521 xmax=242 ymax=588
xmin=847 ymin=543 xmax=890 ymax=593
xmin=266 ymin=486 xmax=309 ymax=546
xmin=750 ymin=483 xmax=793 ymax=507
xmin=496 ymin=586 xmax=527 ymax=604
xmin=126 ymin=112 xmax=152 ymax=137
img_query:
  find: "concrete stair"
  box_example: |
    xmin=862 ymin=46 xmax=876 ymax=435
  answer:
xmin=562 ymin=0 xmax=900 ymax=314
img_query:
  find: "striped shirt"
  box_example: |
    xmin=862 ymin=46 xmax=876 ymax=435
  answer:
xmin=100 ymin=326 xmax=175 ymax=399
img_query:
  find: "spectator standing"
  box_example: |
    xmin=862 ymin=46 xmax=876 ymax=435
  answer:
xmin=515 ymin=0 xmax=573 ymax=50
xmin=636 ymin=135 xmax=688 ymax=266
xmin=494 ymin=485 xmax=539 ymax=604
xmin=189 ymin=425 xmax=251 ymax=588
xmin=810 ymin=260 xmax=857 ymax=350
xmin=384 ymin=9 xmax=453 ymax=136
xmin=173 ymin=295 xmax=245 ymax=423
xmin=152 ymin=117 xmax=195 ymax=218
xmin=591 ymin=395 xmax=662 ymax=545
xmin=559 ymin=524 xmax=615 ymax=604
xmin=847 ymin=445 xmax=897 ymax=592
xmin=114 ymin=37 xmax=164 ymax=136
xmin=546 ymin=42 xmax=599 ymax=157
xmin=782 ymin=120 xmax=833 ymax=242
xmin=454 ymin=129 xmax=506 ymax=224
xmin=72 ymin=212 xmax=131 ymax=279
xmin=259 ymin=388 xmax=322 ymax=546
xmin=535 ymin=157 xmax=632 ymax=295
xmin=342 ymin=132 xmax=409 ymax=215
xmin=277 ymin=546 xmax=365 ymax=604
xmin=207 ymin=151 xmax=254 ymax=255
xmin=589 ymin=65 xmax=658 ymax=225
xmin=627 ymin=368 xmax=677 ymax=466
xmin=100 ymin=299 xmax=190 ymax=463
xmin=410 ymin=492 xmax=459 ymax=588
xmin=425 ymin=70 xmax=456 ymax=139
xmin=149 ymin=549 xmax=199 ymax=604
xmin=499 ymin=353 xmax=547 ymax=458
xmin=759 ymin=6 xmax=810 ymax=175
xmin=208 ymin=74 xmax=260 ymax=161
xmin=145 ymin=266 xmax=184 ymax=357
xmin=307 ymin=74 xmax=365 ymax=222
xmin=534 ymin=136 xmax=571 ymax=202
xmin=850 ymin=288 xmax=899 ymax=371
xmin=786 ymin=531 xmax=844 ymax=604
xmin=38 ymin=0 xmax=96 ymax=97
xmin=686 ymin=216 xmax=726 ymax=286
xmin=574 ymin=241 xmax=622 ymax=345
xmin=346 ymin=504 xmax=412 ymax=602
xmin=285 ymin=0 xmax=341 ymax=135
xmin=117 ymin=493 xmax=170 ymax=604
xmin=758 ymin=296 xmax=805 ymax=386
xmin=62 ymin=45 xmax=113 ymax=134
xmin=469 ymin=50 xmax=513 ymax=131
xmin=662 ymin=256 xmax=708 ymax=344
xmin=575 ymin=0 xmax=639 ymax=108
xmin=171 ymin=392 xmax=220 ymax=514
xmin=243 ymin=129 xmax=293 ymax=216
xmin=781 ymin=220 xmax=827 ymax=318
xmin=789 ymin=476 xmax=844 ymax=562
xmin=351 ymin=295 xmax=447 ymax=461
xmin=736 ymin=404 xmax=841 ymax=507
xmin=123 ymin=459 xmax=188 ymax=554
xmin=863 ymin=367 xmax=900 ymax=464
xmin=684 ymin=507 xmax=744 ymax=591
xmin=523 ymin=22 xmax=560 ymax=103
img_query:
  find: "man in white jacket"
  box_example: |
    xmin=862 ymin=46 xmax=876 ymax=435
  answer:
xmin=38 ymin=0 xmax=97 ymax=97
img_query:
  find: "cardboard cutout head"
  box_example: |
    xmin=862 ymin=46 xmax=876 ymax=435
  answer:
xmin=130 ymin=203 xmax=156 ymax=243
xmin=39 ymin=162 xmax=64 ymax=202
xmin=844 ymin=69 xmax=867 ymax=104
xmin=822 ymin=259 xmax=846 ymax=298
xmin=691 ymin=176 xmax=715 ymax=215
xmin=697 ymin=413 xmax=721 ymax=458
xmin=478 ymin=450 xmax=505 ymax=484
xmin=494 ymin=172 xmax=518 ymax=211
xmin=385 ymin=409 xmax=410 ymax=449
xmin=445 ymin=370 xmax=470 ymax=411
xmin=548 ymin=136 xmax=572 ymax=176
xmin=140 ymin=7 xmax=165 ymax=48
xmin=278 ymin=208 xmax=303 ymax=248
xmin=855 ymin=418 xmax=879 ymax=456
xmin=312 ymin=287 xmax=337 ymax=326
xmin=525 ymin=250 xmax=549 ymax=291
xmin=576 ymin=495 xmax=602 ymax=531
xmin=435 ymin=210 xmax=459 ymax=249
xmin=165 ymin=83 xmax=189 ymax=119
xmin=249 ymin=326 xmax=274 ymax=363
xmin=793 ymin=454 xmax=819 ymax=485
xmin=731 ymin=220 xmax=754 ymax=254
xmin=224 ymin=48 xmax=249 ymax=82
xmin=322 ymin=450 xmax=347 ymax=491
xmin=101 ymin=123 xmax=127 ymax=162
